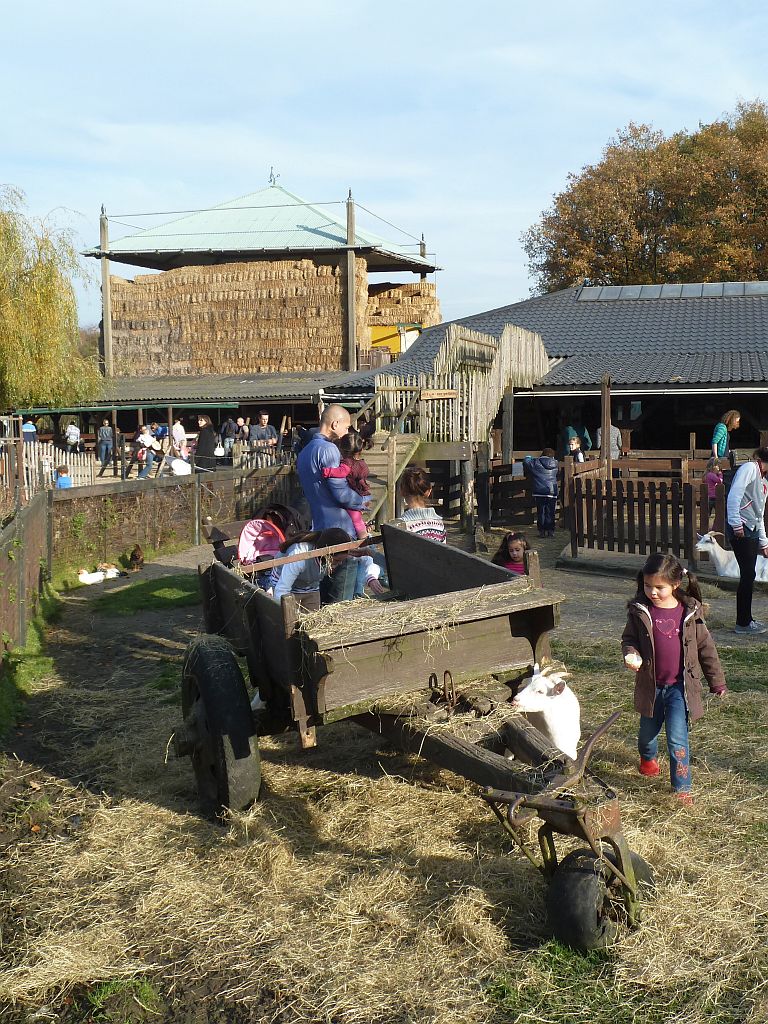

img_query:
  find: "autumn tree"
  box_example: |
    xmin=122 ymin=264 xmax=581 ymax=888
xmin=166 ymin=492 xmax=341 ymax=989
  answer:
xmin=523 ymin=101 xmax=768 ymax=293
xmin=0 ymin=187 xmax=102 ymax=409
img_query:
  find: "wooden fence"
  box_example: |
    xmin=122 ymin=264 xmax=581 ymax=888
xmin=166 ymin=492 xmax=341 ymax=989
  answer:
xmin=568 ymin=477 xmax=730 ymax=566
xmin=1 ymin=439 xmax=96 ymax=501
xmin=0 ymin=491 xmax=49 ymax=649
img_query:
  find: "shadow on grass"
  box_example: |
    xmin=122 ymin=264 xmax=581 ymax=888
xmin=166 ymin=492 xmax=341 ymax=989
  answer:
xmin=93 ymin=573 xmax=201 ymax=617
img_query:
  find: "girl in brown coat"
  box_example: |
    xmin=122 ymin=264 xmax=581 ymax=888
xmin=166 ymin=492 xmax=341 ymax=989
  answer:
xmin=621 ymin=553 xmax=727 ymax=806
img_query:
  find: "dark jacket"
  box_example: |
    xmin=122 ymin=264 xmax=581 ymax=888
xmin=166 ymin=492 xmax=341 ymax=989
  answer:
xmin=195 ymin=425 xmax=219 ymax=470
xmin=621 ymin=596 xmax=726 ymax=722
xmin=523 ymin=454 xmax=559 ymax=498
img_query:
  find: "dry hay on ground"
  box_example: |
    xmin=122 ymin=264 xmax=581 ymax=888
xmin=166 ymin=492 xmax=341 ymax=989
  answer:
xmin=1 ymin=637 xmax=767 ymax=1023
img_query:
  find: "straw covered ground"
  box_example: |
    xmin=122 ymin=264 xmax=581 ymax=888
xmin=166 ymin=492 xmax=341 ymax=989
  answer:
xmin=1 ymin=553 xmax=767 ymax=1023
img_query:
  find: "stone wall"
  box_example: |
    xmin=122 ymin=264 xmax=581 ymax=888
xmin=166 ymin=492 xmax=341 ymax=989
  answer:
xmin=51 ymin=467 xmax=300 ymax=569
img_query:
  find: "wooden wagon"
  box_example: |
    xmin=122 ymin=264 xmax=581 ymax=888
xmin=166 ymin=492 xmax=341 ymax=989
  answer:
xmin=172 ymin=524 xmax=653 ymax=949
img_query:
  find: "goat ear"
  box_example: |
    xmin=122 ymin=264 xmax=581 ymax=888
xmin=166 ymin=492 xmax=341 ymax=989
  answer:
xmin=552 ymin=680 xmax=566 ymax=696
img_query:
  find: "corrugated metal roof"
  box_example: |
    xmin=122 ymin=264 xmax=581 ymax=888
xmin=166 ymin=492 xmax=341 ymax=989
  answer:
xmin=87 ymin=185 xmax=435 ymax=272
xmin=102 ymin=370 xmax=355 ymax=406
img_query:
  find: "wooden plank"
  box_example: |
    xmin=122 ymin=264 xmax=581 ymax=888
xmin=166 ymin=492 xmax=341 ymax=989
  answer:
xmin=637 ymin=482 xmax=647 ymax=555
xmin=381 ymin=522 xmax=520 ymax=598
xmin=626 ymin=481 xmax=636 ymax=554
xmin=698 ymin=482 xmax=709 ymax=537
xmin=648 ymin=482 xmax=657 ymax=553
xmin=683 ymin=483 xmax=696 ymax=566
xmin=569 ymin=478 xmax=578 ymax=557
xmin=671 ymin=480 xmax=681 ymax=556
xmin=414 ymin=441 xmax=472 ymax=462
xmin=595 ymin=479 xmax=604 ymax=550
xmin=585 ymin=479 xmax=594 ymax=548
xmin=321 ymin=609 xmax=555 ymax=712
xmin=420 ymin=389 xmax=459 ymax=400
xmin=616 ymin=480 xmax=625 ymax=552
xmin=605 ymin=479 xmax=615 ymax=551
xmin=574 ymin=478 xmax=584 ymax=549
xmin=659 ymin=482 xmax=669 ymax=552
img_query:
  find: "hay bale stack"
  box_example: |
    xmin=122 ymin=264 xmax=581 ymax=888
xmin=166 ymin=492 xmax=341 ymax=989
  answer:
xmin=366 ymin=282 xmax=441 ymax=330
xmin=110 ymin=257 xmax=374 ymax=378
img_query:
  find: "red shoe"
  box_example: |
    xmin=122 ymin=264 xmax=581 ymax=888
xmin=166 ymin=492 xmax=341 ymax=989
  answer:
xmin=639 ymin=757 xmax=660 ymax=777
xmin=675 ymin=791 xmax=694 ymax=807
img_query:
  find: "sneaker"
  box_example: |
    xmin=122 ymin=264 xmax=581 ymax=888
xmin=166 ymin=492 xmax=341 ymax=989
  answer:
xmin=734 ymin=620 xmax=768 ymax=634
xmin=675 ymin=791 xmax=694 ymax=807
xmin=639 ymin=757 xmax=660 ymax=777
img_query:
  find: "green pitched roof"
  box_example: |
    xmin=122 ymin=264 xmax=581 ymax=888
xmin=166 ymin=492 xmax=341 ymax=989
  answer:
xmin=86 ymin=185 xmax=436 ymax=273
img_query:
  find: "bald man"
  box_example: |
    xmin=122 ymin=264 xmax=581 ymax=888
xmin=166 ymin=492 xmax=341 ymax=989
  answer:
xmin=296 ymin=404 xmax=368 ymax=536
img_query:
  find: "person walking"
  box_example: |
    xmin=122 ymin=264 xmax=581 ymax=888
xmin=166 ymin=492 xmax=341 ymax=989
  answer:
xmin=97 ymin=419 xmax=113 ymax=470
xmin=194 ymin=415 xmax=219 ymax=472
xmin=622 ymin=552 xmax=727 ymax=806
xmin=726 ymin=446 xmax=768 ymax=634
xmin=711 ymin=409 xmax=741 ymax=461
xmin=523 ymin=447 xmax=559 ymax=537
xmin=136 ymin=425 xmax=156 ymax=479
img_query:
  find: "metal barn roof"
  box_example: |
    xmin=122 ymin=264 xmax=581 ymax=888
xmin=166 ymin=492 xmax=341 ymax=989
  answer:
xmin=85 ymin=185 xmax=437 ymax=274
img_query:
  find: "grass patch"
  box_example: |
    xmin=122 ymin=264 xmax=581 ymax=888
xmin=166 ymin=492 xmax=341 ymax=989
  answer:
xmin=94 ymin=574 xmax=200 ymax=617
xmin=0 ymin=583 xmax=60 ymax=737
xmin=82 ymin=977 xmax=165 ymax=1022
xmin=52 ymin=540 xmax=192 ymax=593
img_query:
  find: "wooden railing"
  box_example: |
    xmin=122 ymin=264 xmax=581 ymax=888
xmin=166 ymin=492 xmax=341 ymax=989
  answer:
xmin=568 ymin=478 xmax=731 ymax=567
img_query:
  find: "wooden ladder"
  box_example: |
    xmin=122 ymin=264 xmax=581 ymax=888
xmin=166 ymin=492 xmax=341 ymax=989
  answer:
xmin=363 ymin=430 xmax=422 ymax=524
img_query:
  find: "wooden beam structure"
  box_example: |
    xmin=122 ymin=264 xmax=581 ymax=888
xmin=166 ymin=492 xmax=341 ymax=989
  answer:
xmin=99 ymin=207 xmax=114 ymax=377
xmin=345 ymin=192 xmax=357 ymax=373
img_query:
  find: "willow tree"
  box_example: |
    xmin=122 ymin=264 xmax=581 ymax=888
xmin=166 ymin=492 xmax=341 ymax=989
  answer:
xmin=523 ymin=101 xmax=768 ymax=293
xmin=0 ymin=187 xmax=102 ymax=409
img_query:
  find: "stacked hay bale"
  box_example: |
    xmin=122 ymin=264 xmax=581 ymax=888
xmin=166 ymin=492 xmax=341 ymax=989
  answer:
xmin=109 ymin=257 xmax=371 ymax=377
xmin=366 ymin=282 xmax=441 ymax=332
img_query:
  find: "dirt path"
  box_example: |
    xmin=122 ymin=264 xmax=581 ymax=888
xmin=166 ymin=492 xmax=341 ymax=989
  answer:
xmin=2 ymin=530 xmax=766 ymax=1023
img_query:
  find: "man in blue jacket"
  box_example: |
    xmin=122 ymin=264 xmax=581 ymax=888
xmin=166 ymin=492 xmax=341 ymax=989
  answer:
xmin=523 ymin=447 xmax=559 ymax=538
xmin=297 ymin=404 xmax=369 ymax=600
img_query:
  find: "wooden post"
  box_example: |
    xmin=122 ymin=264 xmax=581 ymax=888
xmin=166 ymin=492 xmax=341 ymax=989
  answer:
xmin=46 ymin=488 xmax=54 ymax=581
xmin=15 ymin=416 xmax=25 ymax=502
xmin=600 ymin=373 xmax=612 ymax=477
xmin=386 ymin=439 xmax=397 ymax=523
xmin=460 ymin=457 xmax=475 ymax=533
xmin=99 ymin=206 xmax=114 ymax=377
xmin=476 ymin=441 xmax=490 ymax=529
xmin=345 ymin=192 xmax=357 ymax=373
xmin=16 ymin=512 xmax=26 ymax=647
xmin=119 ymin=432 xmax=127 ymax=479
xmin=193 ymin=473 xmax=201 ymax=545
xmin=502 ymin=390 xmax=514 ymax=465
xmin=689 ymin=431 xmax=696 ymax=457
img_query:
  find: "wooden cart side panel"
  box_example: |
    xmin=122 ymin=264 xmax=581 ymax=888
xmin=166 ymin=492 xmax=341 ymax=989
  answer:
xmin=248 ymin=589 xmax=304 ymax=691
xmin=381 ymin=523 xmax=513 ymax=599
xmin=209 ymin=561 xmax=253 ymax=652
xmin=320 ymin=613 xmax=538 ymax=713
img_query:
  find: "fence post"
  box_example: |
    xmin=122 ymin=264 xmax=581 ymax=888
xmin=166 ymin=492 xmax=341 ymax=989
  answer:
xmin=476 ymin=442 xmax=490 ymax=529
xmin=193 ymin=473 xmax=201 ymax=545
xmin=460 ymin=457 xmax=475 ymax=533
xmin=683 ymin=483 xmax=696 ymax=568
xmin=680 ymin=457 xmax=689 ymax=485
xmin=562 ymin=455 xmax=574 ymax=529
xmin=386 ymin=439 xmax=397 ymax=523
xmin=569 ymin=477 xmax=578 ymax=557
xmin=16 ymin=511 xmax=26 ymax=648
xmin=46 ymin=488 xmax=54 ymax=581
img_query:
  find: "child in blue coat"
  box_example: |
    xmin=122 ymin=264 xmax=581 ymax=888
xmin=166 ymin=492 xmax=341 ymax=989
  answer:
xmin=523 ymin=448 xmax=559 ymax=537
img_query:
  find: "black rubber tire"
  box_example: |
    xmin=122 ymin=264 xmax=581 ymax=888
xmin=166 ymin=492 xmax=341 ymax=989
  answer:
xmin=546 ymin=848 xmax=655 ymax=951
xmin=181 ymin=634 xmax=261 ymax=816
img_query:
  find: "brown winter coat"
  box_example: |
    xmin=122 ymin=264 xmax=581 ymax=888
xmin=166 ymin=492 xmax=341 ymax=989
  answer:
xmin=621 ymin=596 xmax=726 ymax=722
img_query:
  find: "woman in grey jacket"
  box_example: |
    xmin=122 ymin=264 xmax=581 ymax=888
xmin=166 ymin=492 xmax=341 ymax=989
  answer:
xmin=726 ymin=446 xmax=768 ymax=633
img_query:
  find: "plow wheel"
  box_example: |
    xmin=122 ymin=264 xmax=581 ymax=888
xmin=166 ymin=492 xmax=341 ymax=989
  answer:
xmin=546 ymin=848 xmax=655 ymax=950
xmin=181 ymin=635 xmax=261 ymax=817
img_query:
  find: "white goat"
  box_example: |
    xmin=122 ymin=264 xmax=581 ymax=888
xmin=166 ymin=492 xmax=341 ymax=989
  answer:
xmin=695 ymin=531 xmax=768 ymax=581
xmin=512 ymin=663 xmax=581 ymax=760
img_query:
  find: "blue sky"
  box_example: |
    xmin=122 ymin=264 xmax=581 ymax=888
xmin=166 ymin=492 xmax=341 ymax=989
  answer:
xmin=4 ymin=0 xmax=768 ymax=326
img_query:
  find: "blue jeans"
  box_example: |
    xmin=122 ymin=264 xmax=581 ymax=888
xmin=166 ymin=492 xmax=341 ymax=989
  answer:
xmin=138 ymin=450 xmax=155 ymax=479
xmin=535 ymin=496 xmax=556 ymax=534
xmin=98 ymin=442 xmax=112 ymax=467
xmin=638 ymin=681 xmax=690 ymax=792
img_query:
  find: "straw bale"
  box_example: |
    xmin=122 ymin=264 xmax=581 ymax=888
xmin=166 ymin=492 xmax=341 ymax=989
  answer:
xmin=110 ymin=256 xmax=377 ymax=377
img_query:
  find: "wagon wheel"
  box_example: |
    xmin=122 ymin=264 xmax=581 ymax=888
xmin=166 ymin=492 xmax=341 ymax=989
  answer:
xmin=546 ymin=848 xmax=655 ymax=951
xmin=181 ymin=635 xmax=261 ymax=816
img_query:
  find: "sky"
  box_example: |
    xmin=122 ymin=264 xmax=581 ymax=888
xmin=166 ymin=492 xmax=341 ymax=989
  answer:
xmin=3 ymin=0 xmax=768 ymax=327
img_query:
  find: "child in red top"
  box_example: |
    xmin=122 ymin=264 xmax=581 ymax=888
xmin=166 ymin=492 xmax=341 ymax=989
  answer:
xmin=491 ymin=531 xmax=530 ymax=575
xmin=705 ymin=457 xmax=724 ymax=514
xmin=321 ymin=430 xmax=371 ymax=539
